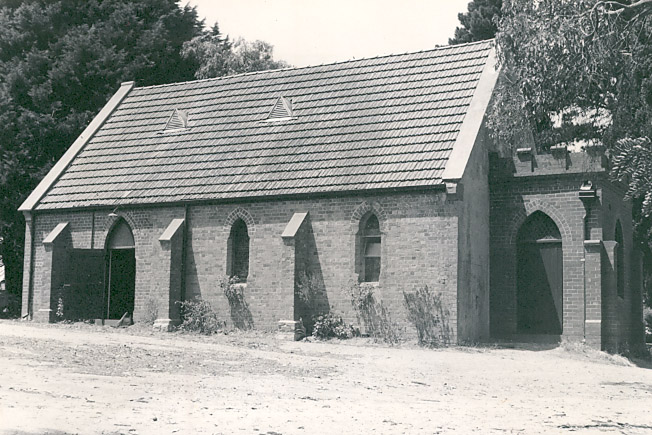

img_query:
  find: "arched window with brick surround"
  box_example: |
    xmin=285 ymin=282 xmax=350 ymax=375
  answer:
xmin=615 ymin=220 xmax=624 ymax=299
xmin=360 ymin=214 xmax=381 ymax=282
xmin=227 ymin=218 xmax=249 ymax=282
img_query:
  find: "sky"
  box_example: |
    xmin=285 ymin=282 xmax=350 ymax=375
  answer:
xmin=185 ymin=0 xmax=472 ymax=67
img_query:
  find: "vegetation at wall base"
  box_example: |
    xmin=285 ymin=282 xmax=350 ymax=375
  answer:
xmin=403 ymin=285 xmax=451 ymax=347
xmin=311 ymin=312 xmax=356 ymax=340
xmin=221 ymin=275 xmax=254 ymax=330
xmin=177 ymin=298 xmax=224 ymax=335
xmin=343 ymin=278 xmax=402 ymax=344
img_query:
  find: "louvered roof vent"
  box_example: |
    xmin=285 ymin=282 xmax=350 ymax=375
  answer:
xmin=262 ymin=96 xmax=295 ymax=122
xmin=164 ymin=108 xmax=189 ymax=131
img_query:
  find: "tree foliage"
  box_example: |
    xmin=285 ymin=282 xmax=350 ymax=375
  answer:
xmin=449 ymin=0 xmax=502 ymax=44
xmin=492 ymin=0 xmax=652 ymax=182
xmin=0 ymin=0 xmax=287 ymax=303
xmin=491 ymin=0 xmax=652 ymax=151
xmin=181 ymin=25 xmax=289 ymax=79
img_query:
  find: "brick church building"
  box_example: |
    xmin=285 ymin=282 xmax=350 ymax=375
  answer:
xmin=19 ymin=40 xmax=644 ymax=351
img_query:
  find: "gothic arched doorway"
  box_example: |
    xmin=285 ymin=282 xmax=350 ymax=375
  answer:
xmin=105 ymin=219 xmax=136 ymax=320
xmin=516 ymin=211 xmax=563 ymax=334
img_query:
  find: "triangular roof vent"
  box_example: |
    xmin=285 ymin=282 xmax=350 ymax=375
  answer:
xmin=164 ymin=108 xmax=188 ymax=131
xmin=263 ymin=97 xmax=295 ymax=122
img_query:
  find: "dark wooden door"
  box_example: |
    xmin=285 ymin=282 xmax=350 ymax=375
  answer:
xmin=66 ymin=250 xmax=105 ymax=319
xmin=517 ymin=241 xmax=563 ymax=334
xmin=107 ymin=248 xmax=136 ymax=319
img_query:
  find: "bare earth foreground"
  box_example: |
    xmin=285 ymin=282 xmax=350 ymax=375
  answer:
xmin=1 ymin=321 xmax=652 ymax=434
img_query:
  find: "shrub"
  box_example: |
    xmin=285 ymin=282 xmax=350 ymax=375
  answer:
xmin=645 ymin=307 xmax=652 ymax=343
xmin=221 ymin=275 xmax=244 ymax=301
xmin=220 ymin=275 xmax=253 ymax=330
xmin=403 ymin=285 xmax=451 ymax=347
xmin=55 ymin=297 xmax=64 ymax=321
xmin=296 ymin=271 xmax=322 ymax=309
xmin=177 ymin=298 xmax=223 ymax=334
xmin=295 ymin=271 xmax=323 ymax=334
xmin=312 ymin=312 xmax=355 ymax=339
xmin=343 ymin=277 xmax=401 ymax=344
xmin=343 ymin=277 xmax=374 ymax=313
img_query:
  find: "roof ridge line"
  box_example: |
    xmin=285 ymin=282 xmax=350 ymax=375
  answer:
xmin=130 ymin=39 xmax=495 ymax=91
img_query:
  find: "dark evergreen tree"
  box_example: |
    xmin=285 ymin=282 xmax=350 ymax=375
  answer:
xmin=449 ymin=0 xmax=502 ymax=44
xmin=0 ymin=0 xmax=205 ymax=312
xmin=0 ymin=0 xmax=287 ymax=313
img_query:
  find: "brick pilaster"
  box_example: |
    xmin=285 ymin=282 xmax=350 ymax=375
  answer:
xmin=583 ymin=240 xmax=602 ymax=349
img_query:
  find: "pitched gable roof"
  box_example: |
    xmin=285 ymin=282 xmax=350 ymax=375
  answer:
xmin=27 ymin=40 xmax=497 ymax=211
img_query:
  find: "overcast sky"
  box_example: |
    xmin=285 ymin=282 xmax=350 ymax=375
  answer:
xmin=185 ymin=0 xmax=472 ymax=67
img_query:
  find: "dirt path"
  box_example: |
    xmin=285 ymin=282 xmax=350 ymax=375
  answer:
xmin=1 ymin=321 xmax=652 ymax=434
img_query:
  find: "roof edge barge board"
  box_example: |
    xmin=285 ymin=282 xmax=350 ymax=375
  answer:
xmin=441 ymin=44 xmax=499 ymax=184
xmin=18 ymin=81 xmax=136 ymax=212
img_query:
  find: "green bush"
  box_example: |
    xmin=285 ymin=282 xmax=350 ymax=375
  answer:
xmin=177 ymin=298 xmax=223 ymax=334
xmin=312 ymin=312 xmax=355 ymax=339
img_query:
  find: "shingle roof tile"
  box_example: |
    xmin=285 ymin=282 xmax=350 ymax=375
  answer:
xmin=36 ymin=40 xmax=494 ymax=210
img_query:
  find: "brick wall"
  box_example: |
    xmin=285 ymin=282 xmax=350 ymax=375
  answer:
xmin=489 ymin=151 xmax=640 ymax=350
xmin=456 ymin=125 xmax=491 ymax=342
xmin=26 ymin=190 xmax=476 ymax=342
xmin=184 ymin=191 xmax=461 ymax=339
xmin=490 ymin=172 xmax=587 ymax=339
xmin=601 ymin=181 xmax=637 ymax=350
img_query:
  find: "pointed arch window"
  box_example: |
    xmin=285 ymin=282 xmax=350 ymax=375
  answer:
xmin=362 ymin=215 xmax=381 ymax=282
xmin=228 ymin=219 xmax=250 ymax=282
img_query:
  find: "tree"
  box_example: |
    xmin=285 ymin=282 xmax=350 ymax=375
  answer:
xmin=0 ymin=0 xmax=287 ymax=313
xmin=492 ymin=0 xmax=652 ymax=305
xmin=181 ymin=28 xmax=290 ymax=79
xmin=449 ymin=0 xmax=502 ymax=44
xmin=180 ymin=23 xmax=233 ymax=79
xmin=0 ymin=0 xmax=205 ymax=311
xmin=227 ymin=37 xmax=290 ymax=75
xmin=492 ymin=0 xmax=652 ymax=187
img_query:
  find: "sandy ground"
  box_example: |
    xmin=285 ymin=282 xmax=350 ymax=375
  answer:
xmin=1 ymin=321 xmax=652 ymax=434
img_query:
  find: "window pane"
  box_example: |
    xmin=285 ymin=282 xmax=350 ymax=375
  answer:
xmin=231 ymin=219 xmax=250 ymax=281
xmin=365 ymin=240 xmax=381 ymax=257
xmin=365 ymin=257 xmax=380 ymax=282
xmin=364 ymin=215 xmax=380 ymax=236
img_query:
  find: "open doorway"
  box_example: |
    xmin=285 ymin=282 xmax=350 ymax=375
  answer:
xmin=105 ymin=219 xmax=135 ymax=320
xmin=516 ymin=211 xmax=563 ymax=335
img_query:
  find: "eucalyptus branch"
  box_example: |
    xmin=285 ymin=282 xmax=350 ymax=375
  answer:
xmin=594 ymin=0 xmax=652 ymax=15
